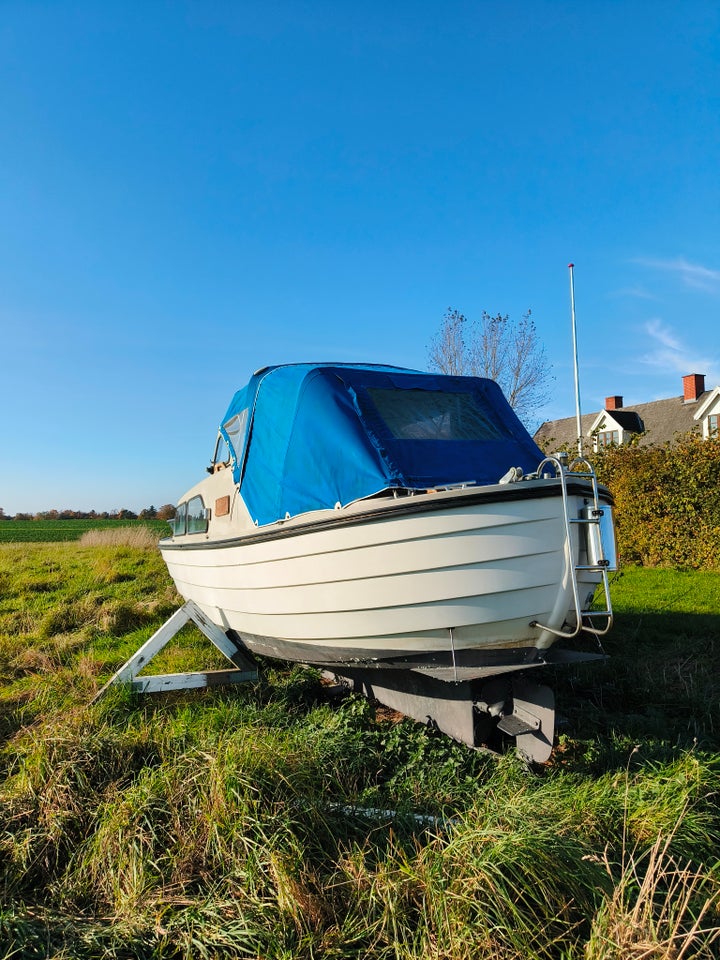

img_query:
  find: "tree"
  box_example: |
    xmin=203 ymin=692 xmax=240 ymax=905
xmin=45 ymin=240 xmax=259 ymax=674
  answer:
xmin=427 ymin=307 xmax=553 ymax=424
xmin=156 ymin=504 xmax=176 ymax=520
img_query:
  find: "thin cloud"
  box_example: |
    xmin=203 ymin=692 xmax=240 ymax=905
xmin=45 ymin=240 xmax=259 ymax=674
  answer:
xmin=611 ymin=285 xmax=660 ymax=301
xmin=633 ymin=256 xmax=720 ymax=292
xmin=641 ymin=318 xmax=719 ymax=381
xmin=645 ymin=318 xmax=683 ymax=353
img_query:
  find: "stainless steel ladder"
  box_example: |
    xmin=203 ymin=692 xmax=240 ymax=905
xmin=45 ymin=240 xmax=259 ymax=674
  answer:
xmin=530 ymin=455 xmax=615 ymax=639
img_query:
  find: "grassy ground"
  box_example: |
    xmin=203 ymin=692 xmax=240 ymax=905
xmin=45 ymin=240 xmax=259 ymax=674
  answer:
xmin=0 ymin=538 xmax=718 ymax=958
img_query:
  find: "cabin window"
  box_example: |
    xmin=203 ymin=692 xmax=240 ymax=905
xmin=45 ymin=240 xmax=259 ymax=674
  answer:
xmin=597 ymin=430 xmax=620 ymax=448
xmin=187 ymin=495 xmax=209 ymax=534
xmin=173 ymin=501 xmax=187 ymax=536
xmin=366 ymin=389 xmax=507 ymax=441
xmin=709 ymin=414 xmax=719 ymax=438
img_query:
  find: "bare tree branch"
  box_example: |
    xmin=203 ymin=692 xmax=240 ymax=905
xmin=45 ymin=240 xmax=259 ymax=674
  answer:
xmin=426 ymin=308 xmax=470 ymax=377
xmin=427 ymin=307 xmax=553 ymax=424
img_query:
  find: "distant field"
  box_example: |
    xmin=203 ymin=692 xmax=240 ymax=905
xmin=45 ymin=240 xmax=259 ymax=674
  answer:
xmin=0 ymin=518 xmax=170 ymax=543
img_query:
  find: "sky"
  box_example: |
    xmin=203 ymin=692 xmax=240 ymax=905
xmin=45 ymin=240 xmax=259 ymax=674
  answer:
xmin=1 ymin=1 xmax=719 ymax=514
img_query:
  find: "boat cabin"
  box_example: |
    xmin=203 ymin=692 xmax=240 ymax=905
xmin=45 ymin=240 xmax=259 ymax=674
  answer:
xmin=172 ymin=363 xmax=544 ymax=532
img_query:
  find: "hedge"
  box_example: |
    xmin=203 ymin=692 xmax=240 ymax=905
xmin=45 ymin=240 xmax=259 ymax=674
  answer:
xmin=588 ymin=433 xmax=720 ymax=569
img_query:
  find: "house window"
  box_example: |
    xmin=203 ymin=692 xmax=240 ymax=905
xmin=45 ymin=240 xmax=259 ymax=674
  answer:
xmin=597 ymin=430 xmax=620 ymax=447
xmin=709 ymin=414 xmax=719 ymax=438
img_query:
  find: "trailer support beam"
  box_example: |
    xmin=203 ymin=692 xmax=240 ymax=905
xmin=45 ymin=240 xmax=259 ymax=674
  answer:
xmin=92 ymin=600 xmax=258 ymax=702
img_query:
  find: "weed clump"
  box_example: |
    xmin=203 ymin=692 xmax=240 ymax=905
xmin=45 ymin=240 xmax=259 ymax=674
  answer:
xmin=79 ymin=526 xmax=160 ymax=549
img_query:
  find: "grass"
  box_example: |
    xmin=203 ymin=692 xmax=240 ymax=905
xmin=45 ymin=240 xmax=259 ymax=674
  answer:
xmin=0 ymin=541 xmax=719 ymax=958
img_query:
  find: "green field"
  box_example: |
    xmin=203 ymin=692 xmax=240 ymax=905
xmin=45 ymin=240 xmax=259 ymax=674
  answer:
xmin=0 ymin=540 xmax=718 ymax=959
xmin=0 ymin=518 xmax=170 ymax=543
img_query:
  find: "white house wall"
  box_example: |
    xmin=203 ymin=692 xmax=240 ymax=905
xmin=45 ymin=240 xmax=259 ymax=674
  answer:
xmin=694 ymin=387 xmax=720 ymax=438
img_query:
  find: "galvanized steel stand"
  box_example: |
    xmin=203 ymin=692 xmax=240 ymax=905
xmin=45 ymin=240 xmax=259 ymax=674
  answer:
xmin=92 ymin=599 xmax=258 ymax=702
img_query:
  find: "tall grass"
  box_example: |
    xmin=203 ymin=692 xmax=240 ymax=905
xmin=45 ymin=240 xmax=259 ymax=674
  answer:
xmin=586 ymin=831 xmax=720 ymax=959
xmin=78 ymin=526 xmax=161 ymax=549
xmin=1 ymin=544 xmax=719 ymax=958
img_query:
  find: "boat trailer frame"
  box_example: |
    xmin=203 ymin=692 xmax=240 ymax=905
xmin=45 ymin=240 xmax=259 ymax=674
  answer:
xmin=91 ymin=599 xmax=258 ymax=703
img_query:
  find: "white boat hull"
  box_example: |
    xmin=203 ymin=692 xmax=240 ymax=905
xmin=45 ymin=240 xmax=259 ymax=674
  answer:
xmin=160 ymin=481 xmax=601 ymax=680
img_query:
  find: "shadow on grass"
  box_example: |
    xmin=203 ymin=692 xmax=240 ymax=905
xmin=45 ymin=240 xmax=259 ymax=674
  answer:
xmin=547 ymin=606 xmax=720 ymax=774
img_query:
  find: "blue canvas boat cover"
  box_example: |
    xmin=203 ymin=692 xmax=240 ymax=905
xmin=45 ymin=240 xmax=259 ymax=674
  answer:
xmin=219 ymin=363 xmax=544 ymax=526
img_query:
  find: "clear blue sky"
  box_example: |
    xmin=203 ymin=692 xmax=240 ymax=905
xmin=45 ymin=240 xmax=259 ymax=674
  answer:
xmin=2 ymin=1 xmax=719 ymax=514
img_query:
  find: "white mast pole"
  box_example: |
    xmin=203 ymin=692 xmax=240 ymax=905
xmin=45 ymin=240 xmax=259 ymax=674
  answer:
xmin=568 ymin=262 xmax=583 ymax=457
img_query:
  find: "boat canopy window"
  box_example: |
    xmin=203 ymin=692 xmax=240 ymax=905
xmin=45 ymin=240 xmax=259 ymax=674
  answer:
xmin=365 ymin=388 xmax=508 ymax=442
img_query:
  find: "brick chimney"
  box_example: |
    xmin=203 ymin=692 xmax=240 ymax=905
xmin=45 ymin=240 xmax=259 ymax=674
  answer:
xmin=605 ymin=395 xmax=623 ymax=410
xmin=682 ymin=373 xmax=705 ymax=402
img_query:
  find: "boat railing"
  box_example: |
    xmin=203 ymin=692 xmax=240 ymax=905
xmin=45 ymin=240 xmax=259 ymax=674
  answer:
xmin=530 ymin=455 xmax=615 ymax=639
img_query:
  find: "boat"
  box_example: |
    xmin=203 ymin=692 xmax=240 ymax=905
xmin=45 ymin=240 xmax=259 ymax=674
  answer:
xmin=159 ymin=363 xmax=616 ymax=763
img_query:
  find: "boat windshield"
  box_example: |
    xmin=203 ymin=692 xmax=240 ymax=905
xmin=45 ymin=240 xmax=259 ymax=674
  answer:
xmin=222 ymin=409 xmax=248 ymax=467
xmin=211 ymin=433 xmax=231 ymax=467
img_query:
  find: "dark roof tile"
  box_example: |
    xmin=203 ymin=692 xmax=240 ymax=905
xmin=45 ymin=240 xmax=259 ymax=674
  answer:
xmin=610 ymin=410 xmax=644 ymax=432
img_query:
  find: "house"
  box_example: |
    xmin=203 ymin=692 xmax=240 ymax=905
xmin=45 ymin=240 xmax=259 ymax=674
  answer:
xmin=534 ymin=374 xmax=720 ymax=452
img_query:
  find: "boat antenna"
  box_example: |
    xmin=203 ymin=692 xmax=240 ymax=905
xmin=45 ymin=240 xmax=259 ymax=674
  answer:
xmin=568 ymin=262 xmax=583 ymax=457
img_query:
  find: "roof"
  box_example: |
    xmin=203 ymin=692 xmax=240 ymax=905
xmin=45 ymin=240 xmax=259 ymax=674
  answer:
xmin=534 ymin=390 xmax=711 ymax=451
xmin=220 ymin=363 xmax=544 ymax=525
